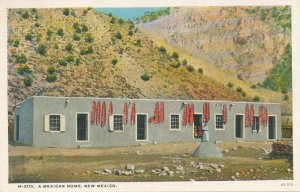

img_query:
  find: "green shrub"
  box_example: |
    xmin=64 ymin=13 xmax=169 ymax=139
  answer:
xmin=81 ymin=24 xmax=88 ymax=32
xmin=198 ymin=68 xmax=203 ymax=75
xmin=59 ymin=60 xmax=67 ymax=66
xmin=14 ymin=53 xmax=27 ymax=64
xmin=31 ymin=8 xmax=37 ymax=13
xmin=71 ymin=10 xmax=76 ymax=17
xmin=54 ymin=44 xmax=59 ymax=49
xmin=73 ymin=22 xmax=79 ymax=29
xmin=17 ymin=65 xmax=31 ymax=75
xmin=37 ymin=44 xmax=47 ymax=55
xmin=115 ymin=32 xmax=122 ymax=40
xmin=128 ymin=30 xmax=133 ymax=36
xmin=73 ymin=34 xmax=80 ymax=41
xmin=66 ymin=55 xmax=74 ymax=63
xmin=253 ymin=96 xmax=260 ymax=102
xmin=250 ymin=84 xmax=256 ymax=89
xmin=241 ymin=91 xmax=246 ymax=97
xmin=57 ymin=28 xmax=64 ymax=37
xmin=47 ymin=30 xmax=53 ymax=39
xmin=110 ymin=17 xmax=116 ymax=24
xmin=63 ymin=8 xmax=70 ymax=16
xmin=23 ymin=76 xmax=33 ymax=87
xmin=65 ymin=43 xmax=73 ymax=52
xmin=284 ymin=94 xmax=288 ymax=100
xmin=111 ymin=59 xmax=118 ymax=65
xmin=227 ymin=82 xmax=234 ymax=88
xmin=13 ymin=39 xmax=19 ymax=47
xmin=140 ymin=73 xmax=151 ymax=81
xmin=21 ymin=11 xmax=29 ymax=19
xmin=135 ymin=39 xmax=141 ymax=47
xmin=34 ymin=23 xmax=40 ymax=27
xmin=25 ymin=33 xmax=33 ymax=41
xmin=182 ymin=59 xmax=188 ymax=66
xmin=158 ymin=46 xmax=167 ymax=54
xmin=80 ymin=46 xmax=93 ymax=55
xmin=186 ymin=65 xmax=195 ymax=72
xmin=75 ymin=26 xmax=82 ymax=33
xmin=46 ymin=74 xmax=57 ymax=83
xmin=236 ymin=87 xmax=242 ymax=93
xmin=118 ymin=18 xmax=124 ymax=25
xmin=281 ymin=88 xmax=287 ymax=94
xmin=85 ymin=33 xmax=94 ymax=43
xmin=75 ymin=58 xmax=80 ymax=65
xmin=172 ymin=52 xmax=179 ymax=60
xmin=47 ymin=66 xmax=55 ymax=74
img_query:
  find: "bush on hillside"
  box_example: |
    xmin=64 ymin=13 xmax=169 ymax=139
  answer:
xmin=17 ymin=65 xmax=31 ymax=75
xmin=85 ymin=33 xmax=94 ymax=43
xmin=172 ymin=52 xmax=179 ymax=60
xmin=47 ymin=66 xmax=56 ymax=74
xmin=115 ymin=32 xmax=122 ymax=40
xmin=284 ymin=94 xmax=288 ymax=100
xmin=111 ymin=59 xmax=118 ymax=65
xmin=236 ymin=87 xmax=243 ymax=93
xmin=13 ymin=39 xmax=20 ymax=47
xmin=250 ymin=84 xmax=256 ymax=89
xmin=66 ymin=55 xmax=74 ymax=63
xmin=47 ymin=30 xmax=53 ymax=39
xmin=14 ymin=53 xmax=27 ymax=64
xmin=63 ymin=8 xmax=70 ymax=16
xmin=34 ymin=23 xmax=40 ymax=27
xmin=80 ymin=46 xmax=93 ymax=55
xmin=241 ymin=91 xmax=246 ymax=97
xmin=182 ymin=59 xmax=188 ymax=66
xmin=110 ymin=17 xmax=116 ymax=24
xmin=57 ymin=28 xmax=64 ymax=37
xmin=25 ymin=33 xmax=33 ymax=41
xmin=227 ymin=82 xmax=233 ymax=88
xmin=118 ymin=18 xmax=124 ymax=25
xmin=140 ymin=73 xmax=151 ymax=81
xmin=65 ymin=43 xmax=73 ymax=52
xmin=75 ymin=58 xmax=80 ymax=65
xmin=198 ymin=68 xmax=203 ymax=75
xmin=46 ymin=74 xmax=57 ymax=83
xmin=73 ymin=34 xmax=81 ymax=41
xmin=37 ymin=44 xmax=47 ymax=55
xmin=81 ymin=24 xmax=88 ymax=32
xmin=135 ymin=39 xmax=142 ymax=47
xmin=253 ymin=96 xmax=260 ymax=102
xmin=158 ymin=46 xmax=167 ymax=54
xmin=186 ymin=65 xmax=195 ymax=73
xmin=128 ymin=30 xmax=133 ymax=36
xmin=21 ymin=11 xmax=29 ymax=19
xmin=23 ymin=76 xmax=33 ymax=87
xmin=58 ymin=60 xmax=67 ymax=66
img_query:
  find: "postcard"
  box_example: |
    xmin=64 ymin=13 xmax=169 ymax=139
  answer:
xmin=0 ymin=0 xmax=299 ymax=191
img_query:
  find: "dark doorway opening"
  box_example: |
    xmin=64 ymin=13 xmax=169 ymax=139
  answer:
xmin=194 ymin=114 xmax=203 ymax=138
xmin=77 ymin=114 xmax=88 ymax=141
xmin=235 ymin=115 xmax=244 ymax=138
xmin=137 ymin=114 xmax=147 ymax=140
xmin=268 ymin=116 xmax=276 ymax=139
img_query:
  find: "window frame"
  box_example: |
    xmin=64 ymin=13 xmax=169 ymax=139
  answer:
xmin=215 ymin=114 xmax=225 ymax=130
xmin=113 ymin=114 xmax=124 ymax=132
xmin=169 ymin=113 xmax=181 ymax=131
xmin=49 ymin=114 xmax=61 ymax=132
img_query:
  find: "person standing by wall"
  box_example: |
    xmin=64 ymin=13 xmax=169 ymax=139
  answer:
xmin=201 ymin=123 xmax=209 ymax=142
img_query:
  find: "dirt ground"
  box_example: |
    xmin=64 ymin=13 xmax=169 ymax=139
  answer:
xmin=9 ymin=141 xmax=293 ymax=182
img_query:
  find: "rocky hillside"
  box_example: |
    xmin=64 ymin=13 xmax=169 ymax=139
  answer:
xmin=140 ymin=6 xmax=291 ymax=83
xmin=7 ymin=8 xmax=246 ymax=112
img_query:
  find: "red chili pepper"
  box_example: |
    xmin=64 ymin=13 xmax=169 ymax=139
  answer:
xmin=101 ymin=102 xmax=106 ymax=126
xmin=96 ymin=102 xmax=101 ymax=125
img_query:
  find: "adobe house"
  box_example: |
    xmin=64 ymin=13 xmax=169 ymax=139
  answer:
xmin=13 ymin=96 xmax=281 ymax=147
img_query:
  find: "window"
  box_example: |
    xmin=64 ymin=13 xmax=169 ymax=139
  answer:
xmin=170 ymin=114 xmax=180 ymax=130
xmin=215 ymin=115 xmax=224 ymax=129
xmin=50 ymin=115 xmax=60 ymax=131
xmin=252 ymin=116 xmax=260 ymax=131
xmin=114 ymin=115 xmax=123 ymax=131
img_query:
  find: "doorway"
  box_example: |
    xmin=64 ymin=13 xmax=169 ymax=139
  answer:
xmin=268 ymin=116 xmax=276 ymax=139
xmin=235 ymin=115 xmax=244 ymax=138
xmin=137 ymin=114 xmax=147 ymax=140
xmin=194 ymin=114 xmax=203 ymax=138
xmin=77 ymin=113 xmax=88 ymax=141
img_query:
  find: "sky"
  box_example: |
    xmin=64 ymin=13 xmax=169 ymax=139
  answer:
xmin=95 ymin=8 xmax=165 ymax=20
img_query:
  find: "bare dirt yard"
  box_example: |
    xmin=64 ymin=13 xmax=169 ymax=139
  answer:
xmin=9 ymin=141 xmax=293 ymax=183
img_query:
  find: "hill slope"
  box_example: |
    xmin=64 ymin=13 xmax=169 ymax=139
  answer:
xmin=7 ymin=8 xmax=246 ymax=111
xmin=139 ymin=6 xmax=291 ymax=83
